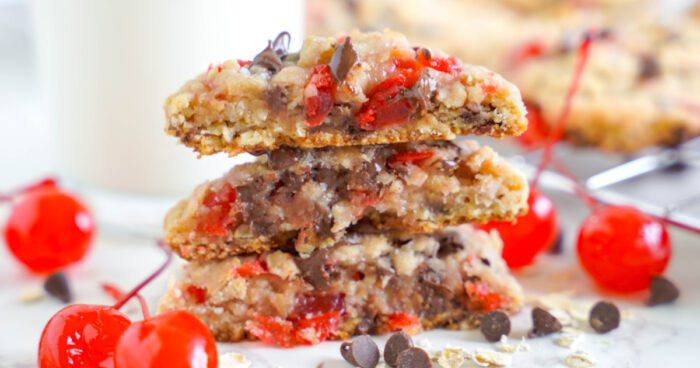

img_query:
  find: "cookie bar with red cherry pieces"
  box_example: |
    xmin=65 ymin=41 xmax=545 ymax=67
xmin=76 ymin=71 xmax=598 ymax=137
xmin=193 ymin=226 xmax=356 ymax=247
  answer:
xmin=164 ymin=140 xmax=528 ymax=261
xmin=158 ymin=224 xmax=524 ymax=345
xmin=164 ymin=30 xmax=528 ymax=156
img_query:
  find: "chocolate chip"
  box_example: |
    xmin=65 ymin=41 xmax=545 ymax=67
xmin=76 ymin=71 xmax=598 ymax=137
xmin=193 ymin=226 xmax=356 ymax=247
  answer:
xmin=251 ymin=31 xmax=291 ymax=74
xmin=396 ymin=347 xmax=431 ymax=368
xmin=295 ymin=248 xmax=332 ymax=289
xmin=263 ymin=85 xmax=287 ymax=114
xmin=43 ymin=272 xmax=72 ymax=303
xmin=383 ymin=331 xmax=414 ymax=367
xmin=589 ymin=301 xmax=620 ymax=333
xmin=528 ymin=307 xmax=562 ymax=337
xmin=548 ymin=229 xmax=563 ymax=255
xmin=638 ymin=53 xmax=661 ymax=81
xmin=480 ymin=311 xmax=511 ymax=342
xmin=340 ymin=335 xmax=379 ymax=368
xmin=647 ymin=275 xmax=680 ymax=306
xmin=329 ymin=37 xmax=358 ymax=82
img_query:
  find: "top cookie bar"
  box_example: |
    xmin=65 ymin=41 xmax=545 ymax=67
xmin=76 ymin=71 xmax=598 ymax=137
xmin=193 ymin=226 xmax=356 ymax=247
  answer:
xmin=165 ymin=30 xmax=527 ymax=156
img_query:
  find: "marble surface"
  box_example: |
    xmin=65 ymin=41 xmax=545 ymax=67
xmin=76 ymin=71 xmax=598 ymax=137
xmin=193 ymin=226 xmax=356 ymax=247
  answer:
xmin=1 ymin=191 xmax=698 ymax=367
xmin=1 ymin=2 xmax=698 ymax=367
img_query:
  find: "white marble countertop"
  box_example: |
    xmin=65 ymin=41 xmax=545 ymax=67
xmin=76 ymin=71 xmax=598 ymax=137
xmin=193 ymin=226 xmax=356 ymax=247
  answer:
xmin=0 ymin=2 xmax=698 ymax=367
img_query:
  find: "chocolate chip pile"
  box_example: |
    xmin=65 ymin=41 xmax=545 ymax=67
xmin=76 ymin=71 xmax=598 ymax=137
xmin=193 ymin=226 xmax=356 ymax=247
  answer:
xmin=341 ymin=332 xmax=431 ymax=368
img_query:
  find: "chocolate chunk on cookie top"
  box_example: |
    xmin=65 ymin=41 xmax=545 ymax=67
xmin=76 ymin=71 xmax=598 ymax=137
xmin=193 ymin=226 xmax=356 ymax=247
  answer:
xmin=165 ymin=30 xmax=527 ymax=156
xmin=589 ymin=301 xmax=620 ymax=333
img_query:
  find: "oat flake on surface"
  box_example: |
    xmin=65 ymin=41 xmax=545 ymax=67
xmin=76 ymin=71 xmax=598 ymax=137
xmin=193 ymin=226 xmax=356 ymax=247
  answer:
xmin=563 ymin=350 xmax=596 ymax=368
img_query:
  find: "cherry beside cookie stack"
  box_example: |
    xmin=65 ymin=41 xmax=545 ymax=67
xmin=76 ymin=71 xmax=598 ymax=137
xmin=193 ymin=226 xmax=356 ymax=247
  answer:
xmin=158 ymin=30 xmax=530 ymax=346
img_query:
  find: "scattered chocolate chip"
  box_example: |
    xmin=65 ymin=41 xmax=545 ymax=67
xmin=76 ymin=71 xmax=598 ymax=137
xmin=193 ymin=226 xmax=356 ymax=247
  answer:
xmin=548 ymin=229 xmax=564 ymax=255
xmin=647 ymin=275 xmax=680 ymax=306
xmin=589 ymin=301 xmax=620 ymax=333
xmin=409 ymin=71 xmax=436 ymax=113
xmin=43 ymin=271 xmax=72 ymax=303
xmin=480 ymin=311 xmax=511 ymax=342
xmin=384 ymin=331 xmax=414 ymax=367
xmin=528 ymin=307 xmax=562 ymax=337
xmin=329 ymin=37 xmax=358 ymax=82
xmin=396 ymin=347 xmax=431 ymax=368
xmin=638 ymin=53 xmax=661 ymax=81
xmin=340 ymin=335 xmax=379 ymax=368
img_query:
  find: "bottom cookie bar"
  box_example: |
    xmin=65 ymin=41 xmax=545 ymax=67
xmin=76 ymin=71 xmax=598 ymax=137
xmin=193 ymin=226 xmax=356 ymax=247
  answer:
xmin=158 ymin=225 xmax=523 ymax=346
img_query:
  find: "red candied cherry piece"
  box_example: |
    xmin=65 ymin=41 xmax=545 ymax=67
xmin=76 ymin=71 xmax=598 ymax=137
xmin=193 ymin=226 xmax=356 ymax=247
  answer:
xmin=39 ymin=304 xmax=131 ymax=368
xmin=464 ymin=282 xmax=507 ymax=312
xmin=114 ymin=310 xmax=218 ymax=368
xmin=304 ymin=65 xmax=336 ymax=127
xmin=295 ymin=311 xmax=342 ymax=343
xmin=247 ymin=315 xmax=299 ymax=347
xmin=232 ymin=258 xmax=268 ymax=277
xmin=477 ymin=190 xmax=558 ymax=268
xmin=185 ymin=285 xmax=208 ymax=304
xmin=416 ymin=48 xmax=461 ymax=74
xmin=237 ymin=59 xmax=253 ymax=67
xmin=387 ymin=312 xmax=420 ymax=332
xmin=196 ymin=183 xmax=237 ymax=236
xmin=357 ymin=74 xmax=419 ymax=130
xmin=577 ymin=205 xmax=671 ymax=292
xmin=4 ymin=185 xmax=94 ymax=274
xmin=389 ymin=151 xmax=435 ymax=166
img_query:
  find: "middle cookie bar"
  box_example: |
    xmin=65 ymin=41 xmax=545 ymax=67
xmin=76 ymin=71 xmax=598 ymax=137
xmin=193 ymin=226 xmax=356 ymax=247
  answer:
xmin=165 ymin=140 xmax=528 ymax=261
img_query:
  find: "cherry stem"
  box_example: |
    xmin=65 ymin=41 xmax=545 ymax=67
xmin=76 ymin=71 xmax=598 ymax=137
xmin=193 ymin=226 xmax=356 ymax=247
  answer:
xmin=531 ymin=31 xmax=594 ymax=188
xmin=551 ymin=157 xmax=598 ymax=209
xmin=0 ymin=177 xmax=58 ymax=203
xmin=113 ymin=240 xmax=172 ymax=316
xmin=102 ymin=283 xmax=151 ymax=319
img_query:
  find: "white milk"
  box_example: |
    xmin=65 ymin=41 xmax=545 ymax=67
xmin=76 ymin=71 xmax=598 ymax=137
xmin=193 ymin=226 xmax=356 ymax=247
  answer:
xmin=30 ymin=0 xmax=304 ymax=196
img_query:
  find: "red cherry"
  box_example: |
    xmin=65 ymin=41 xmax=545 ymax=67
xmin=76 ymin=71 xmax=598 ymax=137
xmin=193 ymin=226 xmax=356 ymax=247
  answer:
xmin=38 ymin=304 xmax=131 ymax=368
xmin=304 ymin=65 xmax=336 ymax=127
xmin=517 ymin=101 xmax=552 ymax=149
xmin=114 ymin=311 xmax=218 ymax=368
xmin=4 ymin=185 xmax=95 ymax=274
xmin=577 ymin=205 xmax=671 ymax=292
xmin=478 ymin=190 xmax=559 ymax=268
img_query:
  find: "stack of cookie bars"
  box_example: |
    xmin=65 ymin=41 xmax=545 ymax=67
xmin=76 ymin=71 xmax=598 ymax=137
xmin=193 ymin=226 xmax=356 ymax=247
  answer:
xmin=158 ymin=30 xmax=531 ymax=346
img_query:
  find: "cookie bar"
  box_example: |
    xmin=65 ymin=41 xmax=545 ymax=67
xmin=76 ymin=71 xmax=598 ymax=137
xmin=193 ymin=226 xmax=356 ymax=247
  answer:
xmin=164 ymin=30 xmax=528 ymax=156
xmin=510 ymin=21 xmax=700 ymax=151
xmin=164 ymin=140 xmax=528 ymax=261
xmin=158 ymin=225 xmax=524 ymax=345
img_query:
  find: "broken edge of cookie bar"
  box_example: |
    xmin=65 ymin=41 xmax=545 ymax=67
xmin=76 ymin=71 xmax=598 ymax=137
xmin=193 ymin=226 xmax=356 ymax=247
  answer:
xmin=163 ymin=140 xmax=528 ymax=261
xmin=157 ymin=224 xmax=524 ymax=345
xmin=164 ymin=30 xmax=528 ymax=156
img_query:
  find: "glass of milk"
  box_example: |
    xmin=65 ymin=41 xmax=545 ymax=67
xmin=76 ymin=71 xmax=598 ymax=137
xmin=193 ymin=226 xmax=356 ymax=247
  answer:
xmin=30 ymin=0 xmax=304 ymax=234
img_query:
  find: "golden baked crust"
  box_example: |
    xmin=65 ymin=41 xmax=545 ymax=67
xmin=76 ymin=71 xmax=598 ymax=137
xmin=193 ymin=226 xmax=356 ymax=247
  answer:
xmin=158 ymin=225 xmax=524 ymax=344
xmin=164 ymin=30 xmax=528 ymax=156
xmin=164 ymin=140 xmax=528 ymax=261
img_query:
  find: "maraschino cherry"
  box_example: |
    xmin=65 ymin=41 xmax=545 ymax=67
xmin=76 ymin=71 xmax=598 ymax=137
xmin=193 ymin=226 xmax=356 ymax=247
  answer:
xmin=478 ymin=32 xmax=595 ymax=268
xmin=2 ymin=178 xmax=94 ymax=274
xmin=479 ymin=189 xmax=558 ymax=268
xmin=577 ymin=205 xmax=671 ymax=292
xmin=38 ymin=243 xmax=219 ymax=368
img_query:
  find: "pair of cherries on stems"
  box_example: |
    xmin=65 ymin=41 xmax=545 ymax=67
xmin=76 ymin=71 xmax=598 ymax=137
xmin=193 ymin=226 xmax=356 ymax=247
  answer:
xmin=0 ymin=180 xmax=217 ymax=367
xmin=38 ymin=244 xmax=218 ymax=368
xmin=479 ymin=31 xmax=671 ymax=293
